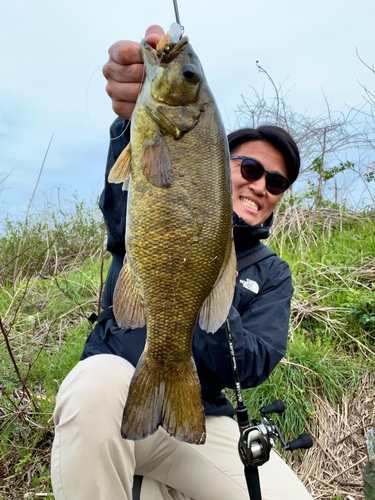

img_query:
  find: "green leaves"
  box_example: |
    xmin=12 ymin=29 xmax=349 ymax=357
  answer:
xmin=310 ymin=157 xmax=352 ymax=183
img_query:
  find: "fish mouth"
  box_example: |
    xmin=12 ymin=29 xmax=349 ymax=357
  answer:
xmin=240 ymin=197 xmax=260 ymax=212
xmin=141 ymin=36 xmax=189 ymax=63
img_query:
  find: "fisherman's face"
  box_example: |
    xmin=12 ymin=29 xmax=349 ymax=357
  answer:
xmin=230 ymin=140 xmax=288 ymax=226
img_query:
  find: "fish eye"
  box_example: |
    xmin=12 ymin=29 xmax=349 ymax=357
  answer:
xmin=183 ymin=64 xmax=200 ymax=84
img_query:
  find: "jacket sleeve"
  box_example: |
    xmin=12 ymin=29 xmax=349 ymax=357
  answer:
xmin=193 ymin=257 xmax=293 ymax=389
xmin=99 ymin=117 xmax=130 ymax=256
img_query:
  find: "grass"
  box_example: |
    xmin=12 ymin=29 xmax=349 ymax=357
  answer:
xmin=0 ymin=197 xmax=374 ymax=499
xmin=0 ymin=201 xmax=111 ymax=498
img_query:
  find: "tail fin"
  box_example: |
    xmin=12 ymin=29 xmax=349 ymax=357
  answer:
xmin=121 ymin=354 xmax=206 ymax=444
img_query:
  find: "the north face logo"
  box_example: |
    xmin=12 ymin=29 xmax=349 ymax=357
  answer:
xmin=239 ymin=278 xmax=259 ymax=294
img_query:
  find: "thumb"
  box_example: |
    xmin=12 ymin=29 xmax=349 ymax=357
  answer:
xmin=144 ymin=25 xmax=165 ymax=48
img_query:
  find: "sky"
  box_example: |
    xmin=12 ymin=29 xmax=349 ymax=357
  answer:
xmin=1 ymin=0 xmax=375 ymax=216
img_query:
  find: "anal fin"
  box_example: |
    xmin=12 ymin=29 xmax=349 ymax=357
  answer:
xmin=113 ymin=256 xmax=146 ymax=329
xmin=199 ymin=241 xmax=237 ymax=333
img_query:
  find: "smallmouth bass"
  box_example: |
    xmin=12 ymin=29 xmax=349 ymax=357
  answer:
xmin=108 ymin=32 xmax=236 ymax=444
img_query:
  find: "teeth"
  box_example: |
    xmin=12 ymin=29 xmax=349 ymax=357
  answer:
xmin=241 ymin=197 xmax=259 ymax=211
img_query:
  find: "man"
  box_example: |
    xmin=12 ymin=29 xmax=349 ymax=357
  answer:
xmin=51 ymin=25 xmax=312 ymax=500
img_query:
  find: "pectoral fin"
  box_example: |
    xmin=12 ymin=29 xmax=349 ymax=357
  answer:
xmin=142 ymin=133 xmax=172 ymax=188
xmin=199 ymin=241 xmax=237 ymax=333
xmin=108 ymin=143 xmax=132 ymax=190
xmin=113 ymin=255 xmax=146 ymax=329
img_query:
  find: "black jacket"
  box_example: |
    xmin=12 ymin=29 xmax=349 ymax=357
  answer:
xmin=81 ymin=117 xmax=293 ymax=416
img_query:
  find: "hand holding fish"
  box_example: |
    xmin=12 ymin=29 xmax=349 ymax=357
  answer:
xmin=103 ymin=25 xmax=165 ymax=119
xmin=49 ymin=15 xmax=309 ymax=500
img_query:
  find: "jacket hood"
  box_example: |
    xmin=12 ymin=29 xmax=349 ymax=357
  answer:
xmin=232 ymin=212 xmax=273 ymax=251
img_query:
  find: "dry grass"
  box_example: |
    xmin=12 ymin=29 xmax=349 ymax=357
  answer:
xmin=1 ymin=201 xmax=374 ymax=499
xmin=269 ymin=206 xmax=374 ymax=257
xmin=296 ymin=375 xmax=375 ymax=499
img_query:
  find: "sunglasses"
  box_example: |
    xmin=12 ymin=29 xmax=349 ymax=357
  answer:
xmin=230 ymin=156 xmax=291 ymax=195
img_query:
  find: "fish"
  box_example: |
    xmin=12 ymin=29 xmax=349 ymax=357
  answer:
xmin=108 ymin=31 xmax=236 ymax=444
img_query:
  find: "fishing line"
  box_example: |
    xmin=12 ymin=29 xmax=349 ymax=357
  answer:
xmin=108 ymin=62 xmax=146 ymax=141
xmin=85 ymin=62 xmax=144 ymax=142
xmin=85 ymin=64 xmax=110 ymax=140
xmin=86 ymin=57 xmax=146 ymax=141
xmin=86 ymin=64 xmax=131 ymax=141
xmin=112 ymin=120 xmax=131 ymax=141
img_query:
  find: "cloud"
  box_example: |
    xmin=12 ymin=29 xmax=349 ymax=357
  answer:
xmin=2 ymin=0 xmax=375 ymax=216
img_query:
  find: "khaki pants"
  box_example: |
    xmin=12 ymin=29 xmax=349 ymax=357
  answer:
xmin=51 ymin=354 xmax=312 ymax=500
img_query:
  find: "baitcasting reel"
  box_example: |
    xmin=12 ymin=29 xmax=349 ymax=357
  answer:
xmin=236 ymin=399 xmax=313 ymax=467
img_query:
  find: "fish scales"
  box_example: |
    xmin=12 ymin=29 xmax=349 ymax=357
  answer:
xmin=128 ymin=122 xmax=231 ymax=367
xmin=108 ymin=34 xmax=236 ymax=444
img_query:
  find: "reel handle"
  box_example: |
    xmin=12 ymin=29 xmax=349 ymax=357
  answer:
xmin=260 ymin=399 xmax=286 ymax=416
xmin=286 ymin=433 xmax=313 ymax=451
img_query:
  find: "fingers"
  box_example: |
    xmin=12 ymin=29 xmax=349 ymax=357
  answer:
xmin=103 ymin=40 xmax=143 ymax=120
xmin=110 ymin=100 xmax=139 ymax=121
xmin=105 ymin=80 xmax=143 ymax=117
xmin=103 ymin=60 xmax=144 ymax=84
xmin=107 ymin=40 xmax=143 ymax=66
xmin=102 ymin=25 xmax=165 ymax=120
xmin=106 ymin=81 xmax=143 ymax=100
xmin=103 ymin=40 xmax=144 ymax=85
xmin=144 ymin=25 xmax=165 ymax=48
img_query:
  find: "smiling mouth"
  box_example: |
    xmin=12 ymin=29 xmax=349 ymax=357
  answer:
xmin=240 ymin=197 xmax=260 ymax=212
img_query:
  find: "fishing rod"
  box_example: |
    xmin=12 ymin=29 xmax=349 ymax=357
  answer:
xmin=173 ymin=0 xmax=181 ymax=26
xmin=224 ymin=319 xmax=313 ymax=500
xmin=168 ymin=0 xmax=184 ymax=41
